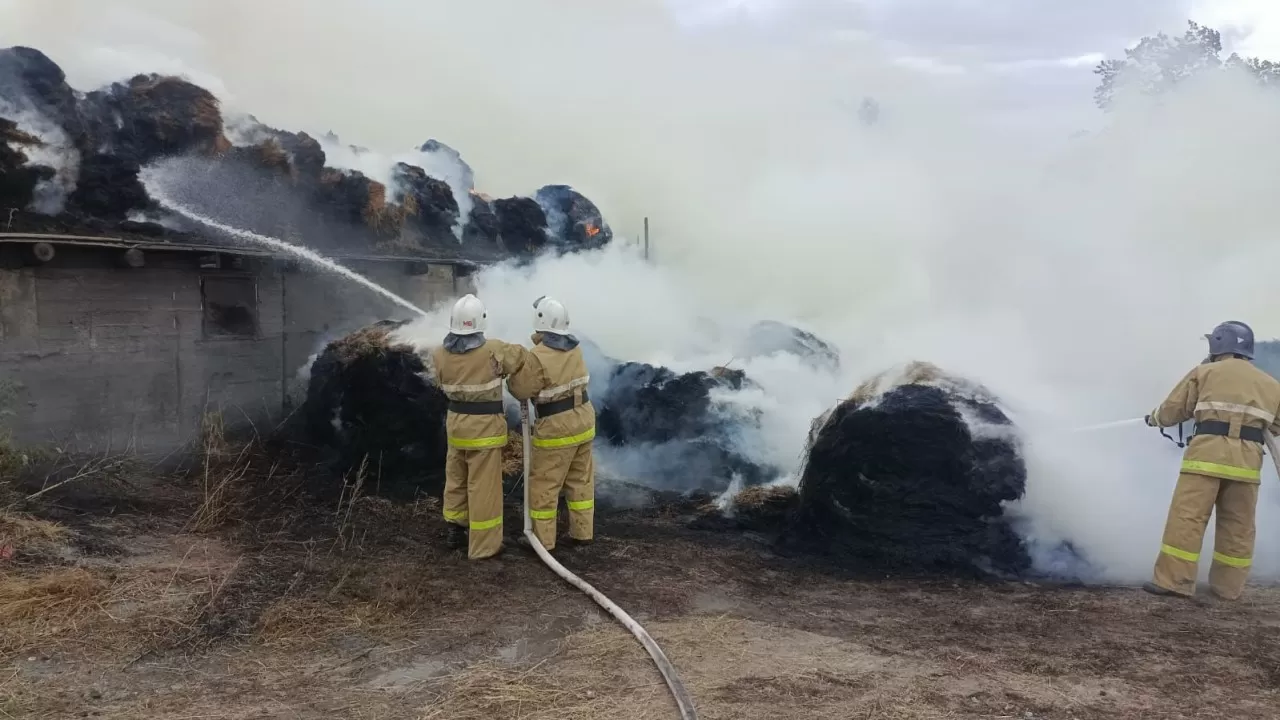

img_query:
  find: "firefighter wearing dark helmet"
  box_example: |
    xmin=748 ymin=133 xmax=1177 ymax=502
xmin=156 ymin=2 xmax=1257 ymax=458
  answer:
xmin=1143 ymin=321 xmax=1280 ymax=600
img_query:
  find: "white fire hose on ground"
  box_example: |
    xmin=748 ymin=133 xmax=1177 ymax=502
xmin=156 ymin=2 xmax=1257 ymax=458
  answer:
xmin=520 ymin=401 xmax=698 ymax=720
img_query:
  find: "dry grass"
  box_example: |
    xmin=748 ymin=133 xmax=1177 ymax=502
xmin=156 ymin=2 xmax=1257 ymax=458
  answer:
xmin=0 ymin=511 xmax=68 ymax=562
xmin=186 ymin=413 xmax=265 ymax=533
xmin=0 ymin=568 xmax=109 ymax=657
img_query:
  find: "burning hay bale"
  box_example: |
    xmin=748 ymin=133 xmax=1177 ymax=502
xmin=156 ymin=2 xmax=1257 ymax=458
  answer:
xmin=493 ymin=196 xmax=550 ymax=255
xmin=738 ymin=320 xmax=841 ymax=373
xmin=79 ymin=74 xmax=226 ymax=163
xmin=0 ymin=47 xmax=81 ymax=134
xmin=302 ymin=321 xmax=450 ymax=497
xmin=534 ymin=184 xmax=613 ymax=252
xmin=784 ymin=361 xmax=1031 ymax=576
xmin=595 ymin=361 xmax=777 ymax=492
xmin=392 ymin=162 xmax=461 ymax=238
xmin=0 ymin=119 xmax=54 ymax=210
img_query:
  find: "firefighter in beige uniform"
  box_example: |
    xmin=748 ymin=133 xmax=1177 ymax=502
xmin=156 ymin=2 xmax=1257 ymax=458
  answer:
xmin=432 ymin=294 xmax=538 ymax=560
xmin=506 ymin=296 xmax=596 ymax=551
xmin=1144 ymin=321 xmax=1280 ymax=600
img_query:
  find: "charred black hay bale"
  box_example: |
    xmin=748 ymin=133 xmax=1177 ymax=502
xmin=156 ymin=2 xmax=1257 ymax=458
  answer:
xmin=787 ymin=363 xmax=1031 ymax=576
xmin=595 ymin=362 xmax=776 ymax=492
xmin=302 ymin=321 xmax=449 ymax=498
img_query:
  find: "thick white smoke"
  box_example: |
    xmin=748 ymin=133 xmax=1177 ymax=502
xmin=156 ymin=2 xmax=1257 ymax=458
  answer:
xmin=5 ymin=1 xmax=1280 ymax=584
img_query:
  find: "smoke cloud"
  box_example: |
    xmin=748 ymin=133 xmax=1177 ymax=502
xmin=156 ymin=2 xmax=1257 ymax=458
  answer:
xmin=6 ymin=1 xmax=1280 ymax=583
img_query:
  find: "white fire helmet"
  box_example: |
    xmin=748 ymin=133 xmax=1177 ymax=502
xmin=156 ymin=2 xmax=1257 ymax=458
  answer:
xmin=449 ymin=294 xmax=487 ymax=335
xmin=532 ymin=295 xmax=570 ymax=335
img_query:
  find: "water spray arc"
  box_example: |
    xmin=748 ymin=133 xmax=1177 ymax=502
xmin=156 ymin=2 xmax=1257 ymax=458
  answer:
xmin=142 ymin=174 xmax=429 ymax=318
xmin=520 ymin=401 xmax=698 ymax=720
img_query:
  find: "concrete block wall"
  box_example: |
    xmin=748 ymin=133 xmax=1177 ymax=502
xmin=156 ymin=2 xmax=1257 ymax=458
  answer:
xmin=0 ymin=245 xmax=461 ymax=455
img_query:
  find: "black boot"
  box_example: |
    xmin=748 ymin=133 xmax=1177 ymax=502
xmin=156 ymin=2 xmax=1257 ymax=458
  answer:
xmin=446 ymin=525 xmax=467 ymax=551
xmin=563 ymin=537 xmax=593 ymax=550
xmin=1142 ymin=582 xmax=1187 ymax=599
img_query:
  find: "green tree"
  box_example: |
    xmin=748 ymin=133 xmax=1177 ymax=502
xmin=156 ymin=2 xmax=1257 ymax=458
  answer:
xmin=1093 ymin=20 xmax=1280 ymax=110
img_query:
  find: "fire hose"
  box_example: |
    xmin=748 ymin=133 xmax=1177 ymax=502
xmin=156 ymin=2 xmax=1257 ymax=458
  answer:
xmin=520 ymin=401 xmax=699 ymax=720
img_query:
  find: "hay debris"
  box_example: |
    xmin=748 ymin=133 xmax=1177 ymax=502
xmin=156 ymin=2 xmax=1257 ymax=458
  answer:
xmin=502 ymin=430 xmax=524 ymax=477
xmin=0 ymin=568 xmax=106 ymax=626
xmin=0 ymin=511 xmax=68 ymax=562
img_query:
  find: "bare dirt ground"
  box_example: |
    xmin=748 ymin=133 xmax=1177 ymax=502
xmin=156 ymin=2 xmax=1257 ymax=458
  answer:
xmin=2 ymin=443 xmax=1278 ymax=720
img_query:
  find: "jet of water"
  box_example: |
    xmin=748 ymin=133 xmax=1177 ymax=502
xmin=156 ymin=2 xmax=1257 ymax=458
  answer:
xmin=141 ymin=171 xmax=428 ymax=318
xmin=1070 ymin=417 xmax=1146 ymax=433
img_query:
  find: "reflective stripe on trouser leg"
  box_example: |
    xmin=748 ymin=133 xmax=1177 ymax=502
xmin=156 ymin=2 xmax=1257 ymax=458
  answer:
xmin=464 ymin=447 xmax=505 ymax=560
xmin=529 ymin=443 xmax=575 ymax=550
xmin=1152 ymin=472 xmax=1220 ymax=596
xmin=1208 ymin=479 xmax=1259 ymax=600
xmin=564 ymin=441 xmax=595 ymax=542
xmin=442 ymin=447 xmax=469 ymax=527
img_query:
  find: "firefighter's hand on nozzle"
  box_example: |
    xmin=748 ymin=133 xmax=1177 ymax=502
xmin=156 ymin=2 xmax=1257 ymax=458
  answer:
xmin=1144 ymin=414 xmax=1156 ymax=427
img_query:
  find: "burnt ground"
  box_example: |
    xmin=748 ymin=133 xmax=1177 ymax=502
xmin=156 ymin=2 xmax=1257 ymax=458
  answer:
xmin=1 ymin=445 xmax=1278 ymax=720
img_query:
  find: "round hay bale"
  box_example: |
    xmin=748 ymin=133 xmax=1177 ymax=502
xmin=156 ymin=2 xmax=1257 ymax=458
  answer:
xmin=302 ymin=320 xmax=449 ymax=497
xmin=786 ymin=361 xmax=1031 ymax=576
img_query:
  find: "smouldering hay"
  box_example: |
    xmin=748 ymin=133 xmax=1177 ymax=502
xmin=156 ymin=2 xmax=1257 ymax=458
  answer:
xmin=730 ymin=485 xmax=799 ymax=530
xmin=789 ymin=361 xmax=1031 ymax=576
xmin=304 ymin=322 xmax=450 ymax=497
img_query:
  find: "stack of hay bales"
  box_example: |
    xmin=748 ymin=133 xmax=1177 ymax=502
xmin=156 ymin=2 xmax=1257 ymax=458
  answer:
xmin=0 ymin=45 xmax=615 ymax=261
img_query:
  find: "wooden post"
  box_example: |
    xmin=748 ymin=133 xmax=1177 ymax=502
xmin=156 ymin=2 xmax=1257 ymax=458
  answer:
xmin=643 ymin=217 xmax=650 ymax=261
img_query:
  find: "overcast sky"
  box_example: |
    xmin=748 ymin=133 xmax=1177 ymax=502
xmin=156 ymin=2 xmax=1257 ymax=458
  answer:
xmin=3 ymin=0 xmax=1278 ymax=141
xmin=667 ymin=0 xmax=1280 ymax=133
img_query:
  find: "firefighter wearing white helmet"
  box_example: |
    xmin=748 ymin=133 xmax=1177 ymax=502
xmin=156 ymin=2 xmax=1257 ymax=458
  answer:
xmin=1143 ymin=320 xmax=1280 ymax=601
xmin=507 ymin=296 xmax=597 ymax=551
xmin=431 ymin=294 xmax=538 ymax=560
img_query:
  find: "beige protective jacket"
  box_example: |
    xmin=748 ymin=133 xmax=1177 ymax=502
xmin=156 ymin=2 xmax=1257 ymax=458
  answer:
xmin=431 ymin=338 xmax=537 ymax=450
xmin=507 ymin=334 xmax=596 ymax=448
xmin=1150 ymin=357 xmax=1280 ymax=483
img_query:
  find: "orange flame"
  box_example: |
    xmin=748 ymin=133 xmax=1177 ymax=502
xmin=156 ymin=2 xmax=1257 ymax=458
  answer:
xmin=584 ymin=223 xmax=600 ymax=237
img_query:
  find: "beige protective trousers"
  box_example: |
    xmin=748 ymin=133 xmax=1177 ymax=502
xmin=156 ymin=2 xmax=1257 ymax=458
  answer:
xmin=528 ymin=441 xmax=595 ymax=551
xmin=443 ymin=447 xmax=505 ymax=560
xmin=1152 ymin=471 xmax=1259 ymax=600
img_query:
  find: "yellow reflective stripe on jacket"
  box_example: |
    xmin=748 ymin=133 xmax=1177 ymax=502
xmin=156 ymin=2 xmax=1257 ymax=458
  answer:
xmin=443 ymin=509 xmax=467 ymax=523
xmin=1181 ymin=460 xmax=1261 ymax=481
xmin=470 ymin=516 xmax=502 ymax=531
xmin=1212 ymin=551 xmax=1252 ymax=568
xmin=536 ymin=374 xmax=590 ymax=401
xmin=532 ymin=426 xmax=596 ymax=449
xmin=448 ymin=434 xmax=509 ymax=449
xmin=1195 ymin=401 xmax=1277 ymax=424
xmin=1160 ymin=544 xmax=1200 ymax=563
xmin=529 ymin=508 xmax=557 ymax=520
xmin=439 ymin=377 xmax=504 ymax=394
xmin=567 ymin=499 xmax=594 ymax=512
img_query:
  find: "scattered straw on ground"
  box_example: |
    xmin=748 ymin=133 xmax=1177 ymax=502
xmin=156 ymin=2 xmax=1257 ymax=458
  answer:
xmin=0 ymin=511 xmax=68 ymax=561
